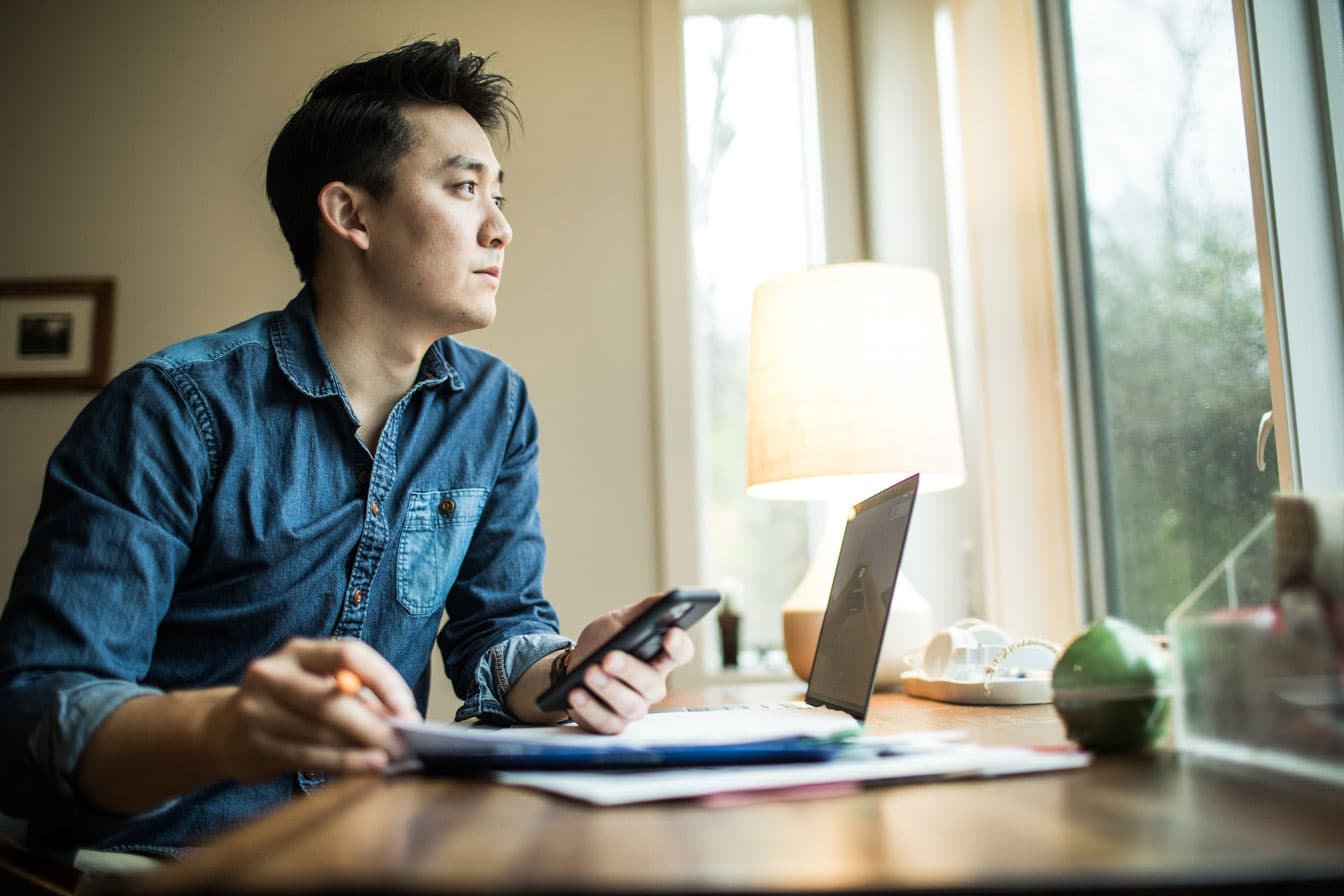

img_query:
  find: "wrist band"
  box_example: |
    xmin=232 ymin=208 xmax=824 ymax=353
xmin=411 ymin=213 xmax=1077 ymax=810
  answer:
xmin=549 ymin=646 xmax=574 ymax=687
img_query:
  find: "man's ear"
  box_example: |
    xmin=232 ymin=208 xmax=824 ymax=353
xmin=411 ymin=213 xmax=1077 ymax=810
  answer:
xmin=316 ymin=181 xmax=371 ymax=252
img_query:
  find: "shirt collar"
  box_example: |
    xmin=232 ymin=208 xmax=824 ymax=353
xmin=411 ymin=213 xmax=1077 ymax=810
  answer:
xmin=269 ymin=286 xmax=465 ymax=398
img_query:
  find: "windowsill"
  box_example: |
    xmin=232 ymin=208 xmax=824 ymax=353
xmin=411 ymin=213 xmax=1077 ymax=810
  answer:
xmin=693 ymin=666 xmax=801 ymax=687
xmin=704 ymin=666 xmax=795 ymax=687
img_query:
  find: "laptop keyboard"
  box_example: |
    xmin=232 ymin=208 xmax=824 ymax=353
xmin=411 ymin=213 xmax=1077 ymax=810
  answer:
xmin=656 ymin=701 xmax=820 ymax=712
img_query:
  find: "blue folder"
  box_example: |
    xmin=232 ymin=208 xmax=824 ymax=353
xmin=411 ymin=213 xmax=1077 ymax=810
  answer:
xmin=411 ymin=735 xmax=848 ymax=773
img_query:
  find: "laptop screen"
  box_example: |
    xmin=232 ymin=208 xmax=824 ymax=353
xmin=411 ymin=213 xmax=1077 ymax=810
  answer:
xmin=804 ymin=474 xmax=919 ymax=719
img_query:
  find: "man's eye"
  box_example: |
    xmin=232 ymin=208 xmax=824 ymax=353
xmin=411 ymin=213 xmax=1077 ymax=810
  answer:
xmin=455 ymin=181 xmax=477 ymax=195
xmin=493 ymin=196 xmax=507 ymax=210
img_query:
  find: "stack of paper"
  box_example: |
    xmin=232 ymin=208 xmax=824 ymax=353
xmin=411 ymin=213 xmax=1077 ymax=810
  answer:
xmin=391 ymin=706 xmax=861 ymax=772
xmin=392 ymin=707 xmax=1090 ymax=804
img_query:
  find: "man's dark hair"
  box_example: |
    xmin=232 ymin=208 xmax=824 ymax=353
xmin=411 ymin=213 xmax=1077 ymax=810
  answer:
xmin=266 ymin=39 xmax=518 ymax=281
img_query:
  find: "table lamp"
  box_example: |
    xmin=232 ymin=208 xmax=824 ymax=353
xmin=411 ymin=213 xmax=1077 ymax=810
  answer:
xmin=746 ymin=262 xmax=967 ymax=685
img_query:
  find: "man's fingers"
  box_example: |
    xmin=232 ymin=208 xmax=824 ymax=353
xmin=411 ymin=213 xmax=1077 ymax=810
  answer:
xmin=247 ymin=728 xmax=389 ymax=778
xmin=650 ymin=627 xmax=695 ymax=675
xmin=581 ymin=660 xmax=652 ymax=723
xmin=239 ymin=641 xmax=412 ymax=755
xmin=317 ymin=694 xmax=404 ymax=756
xmin=231 ymin=691 xmax=351 ymax=749
xmin=597 ymin=651 xmax=666 ymax=707
xmin=564 ymin=596 xmax=702 ymax=734
xmin=239 ymin=666 xmax=402 ymax=756
xmin=571 ymin=646 xmax=681 ymax=730
xmin=606 ymin=593 xmax=665 ymax=626
xmin=566 ymin=687 xmax=631 ymax=735
xmin=283 ymin=638 xmax=421 ymax=721
xmin=240 ymin=652 xmax=332 ymax=720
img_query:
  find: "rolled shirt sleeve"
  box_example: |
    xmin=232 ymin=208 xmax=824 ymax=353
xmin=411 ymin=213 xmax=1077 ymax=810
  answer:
xmin=459 ymin=632 xmax=574 ymax=724
xmin=21 ymin=678 xmax=174 ymax=835
xmin=0 ymin=363 xmax=208 ymax=834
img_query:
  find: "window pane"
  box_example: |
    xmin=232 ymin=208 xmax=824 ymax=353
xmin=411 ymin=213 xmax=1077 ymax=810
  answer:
xmin=1066 ymin=0 xmax=1276 ymax=630
xmin=684 ymin=14 xmax=824 ymax=666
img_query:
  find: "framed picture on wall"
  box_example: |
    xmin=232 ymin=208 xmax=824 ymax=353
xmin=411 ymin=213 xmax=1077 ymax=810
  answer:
xmin=0 ymin=278 xmax=115 ymax=392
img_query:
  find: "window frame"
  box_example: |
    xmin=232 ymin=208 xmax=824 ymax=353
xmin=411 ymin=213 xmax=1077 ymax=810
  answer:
xmin=1234 ymin=0 xmax=1344 ymax=493
xmin=644 ymin=0 xmax=863 ymax=682
xmin=1038 ymin=0 xmax=1109 ymax=621
xmin=1040 ymin=0 xmax=1344 ymax=622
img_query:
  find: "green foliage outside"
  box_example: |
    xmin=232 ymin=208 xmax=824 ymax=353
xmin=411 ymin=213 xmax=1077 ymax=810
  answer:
xmin=1074 ymin=0 xmax=1277 ymax=632
xmin=1089 ymin=195 xmax=1275 ymax=631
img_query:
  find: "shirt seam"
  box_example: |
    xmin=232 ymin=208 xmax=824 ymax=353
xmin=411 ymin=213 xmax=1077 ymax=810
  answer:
xmin=506 ymin=368 xmax=520 ymax=426
xmin=490 ymin=643 xmax=511 ymax=697
xmin=144 ymin=363 xmax=220 ymax=493
xmin=147 ymin=336 xmax=269 ymax=369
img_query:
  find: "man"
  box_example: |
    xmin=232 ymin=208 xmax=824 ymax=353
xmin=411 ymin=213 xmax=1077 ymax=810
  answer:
xmin=0 ymin=39 xmax=693 ymax=857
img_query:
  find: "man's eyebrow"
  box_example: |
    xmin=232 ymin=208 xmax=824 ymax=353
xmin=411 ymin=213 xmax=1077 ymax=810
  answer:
xmin=438 ymin=154 xmax=505 ymax=184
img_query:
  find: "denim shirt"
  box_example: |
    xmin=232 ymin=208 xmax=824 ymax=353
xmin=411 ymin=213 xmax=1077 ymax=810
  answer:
xmin=0 ymin=289 xmax=570 ymax=856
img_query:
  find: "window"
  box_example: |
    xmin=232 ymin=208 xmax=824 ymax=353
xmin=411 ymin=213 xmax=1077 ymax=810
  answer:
xmin=1051 ymin=0 xmax=1277 ymax=630
xmin=656 ymin=0 xmax=1341 ymax=661
xmin=681 ymin=4 xmax=826 ymax=669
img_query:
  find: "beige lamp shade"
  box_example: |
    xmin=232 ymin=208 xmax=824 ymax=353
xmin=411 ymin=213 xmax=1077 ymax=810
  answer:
xmin=747 ymin=262 xmax=967 ymax=499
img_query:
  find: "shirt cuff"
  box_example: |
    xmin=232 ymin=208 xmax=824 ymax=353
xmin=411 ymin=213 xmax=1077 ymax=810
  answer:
xmin=30 ymin=679 xmax=177 ymax=829
xmin=456 ymin=632 xmax=573 ymax=725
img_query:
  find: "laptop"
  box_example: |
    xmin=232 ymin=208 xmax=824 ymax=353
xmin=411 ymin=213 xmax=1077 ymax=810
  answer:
xmin=803 ymin=472 xmax=919 ymax=720
xmin=674 ymin=472 xmax=920 ymax=722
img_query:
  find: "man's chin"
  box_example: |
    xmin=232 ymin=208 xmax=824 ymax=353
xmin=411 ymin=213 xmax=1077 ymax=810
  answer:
xmin=443 ymin=304 xmax=496 ymax=336
xmin=467 ymin=303 xmax=497 ymax=330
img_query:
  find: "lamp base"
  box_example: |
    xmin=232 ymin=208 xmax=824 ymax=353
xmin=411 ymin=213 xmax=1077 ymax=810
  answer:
xmin=781 ymin=604 xmax=826 ymax=682
xmin=780 ymin=502 xmax=849 ymax=681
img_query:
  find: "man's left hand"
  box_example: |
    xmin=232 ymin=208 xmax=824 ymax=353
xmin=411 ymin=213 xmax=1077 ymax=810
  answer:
xmin=565 ymin=594 xmax=696 ymax=734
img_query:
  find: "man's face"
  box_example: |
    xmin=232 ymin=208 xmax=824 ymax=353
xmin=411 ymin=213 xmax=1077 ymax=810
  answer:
xmin=362 ymin=103 xmax=512 ymax=335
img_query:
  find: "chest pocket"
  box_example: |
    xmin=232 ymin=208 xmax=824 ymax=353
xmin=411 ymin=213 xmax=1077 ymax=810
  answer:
xmin=395 ymin=488 xmax=489 ymax=616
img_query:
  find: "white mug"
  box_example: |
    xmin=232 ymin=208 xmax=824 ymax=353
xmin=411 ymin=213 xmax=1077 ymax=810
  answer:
xmin=920 ymin=618 xmax=1011 ymax=679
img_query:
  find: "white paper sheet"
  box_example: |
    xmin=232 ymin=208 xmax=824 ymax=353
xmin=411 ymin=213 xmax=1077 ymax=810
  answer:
xmin=493 ymin=744 xmax=1090 ymax=806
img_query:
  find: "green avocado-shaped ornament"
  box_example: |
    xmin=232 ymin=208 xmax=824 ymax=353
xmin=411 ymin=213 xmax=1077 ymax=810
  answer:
xmin=1051 ymin=617 xmax=1172 ymax=751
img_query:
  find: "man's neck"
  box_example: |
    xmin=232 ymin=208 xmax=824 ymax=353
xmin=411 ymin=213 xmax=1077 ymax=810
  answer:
xmin=310 ymin=279 xmax=434 ymax=452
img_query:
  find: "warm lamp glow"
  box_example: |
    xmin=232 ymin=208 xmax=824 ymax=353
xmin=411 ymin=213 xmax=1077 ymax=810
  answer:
xmin=747 ymin=263 xmax=966 ymax=500
xmin=746 ymin=262 xmax=967 ymax=685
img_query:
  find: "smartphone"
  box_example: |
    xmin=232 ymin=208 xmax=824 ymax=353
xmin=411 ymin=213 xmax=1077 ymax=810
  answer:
xmin=535 ymin=588 xmax=721 ymax=713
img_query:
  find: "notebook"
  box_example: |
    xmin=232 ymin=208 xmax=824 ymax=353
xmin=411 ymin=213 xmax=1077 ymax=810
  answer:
xmin=391 ymin=705 xmax=859 ymax=772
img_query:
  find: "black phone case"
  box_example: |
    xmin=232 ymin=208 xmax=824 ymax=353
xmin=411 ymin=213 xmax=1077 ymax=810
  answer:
xmin=535 ymin=589 xmax=720 ymax=713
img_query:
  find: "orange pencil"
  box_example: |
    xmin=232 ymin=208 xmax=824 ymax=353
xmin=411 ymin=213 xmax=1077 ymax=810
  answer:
xmin=335 ymin=668 xmax=363 ymax=696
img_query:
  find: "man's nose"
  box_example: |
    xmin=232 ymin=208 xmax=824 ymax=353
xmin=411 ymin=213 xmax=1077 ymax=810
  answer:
xmin=482 ymin=204 xmax=512 ymax=249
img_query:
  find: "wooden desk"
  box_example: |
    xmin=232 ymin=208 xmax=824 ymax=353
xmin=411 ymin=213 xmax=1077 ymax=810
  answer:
xmin=140 ymin=685 xmax=1344 ymax=894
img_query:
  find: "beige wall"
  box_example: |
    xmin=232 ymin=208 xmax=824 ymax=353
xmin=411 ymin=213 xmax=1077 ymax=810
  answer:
xmin=0 ymin=1 xmax=661 ymax=719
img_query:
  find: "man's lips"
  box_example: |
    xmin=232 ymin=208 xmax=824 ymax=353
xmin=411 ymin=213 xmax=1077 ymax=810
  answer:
xmin=474 ymin=266 xmax=501 ymax=279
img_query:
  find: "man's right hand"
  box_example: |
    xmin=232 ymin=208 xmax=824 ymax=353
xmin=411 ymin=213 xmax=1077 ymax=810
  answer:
xmin=75 ymin=638 xmax=422 ymax=814
xmin=204 ymin=637 xmax=422 ymax=784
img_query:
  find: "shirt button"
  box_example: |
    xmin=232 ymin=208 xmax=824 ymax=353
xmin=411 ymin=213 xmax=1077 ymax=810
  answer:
xmin=356 ymin=469 xmax=371 ymax=486
xmin=370 ymin=499 xmax=380 ymax=516
xmin=439 ymin=497 xmax=456 ymax=515
xmin=352 ymin=589 xmax=365 ymax=605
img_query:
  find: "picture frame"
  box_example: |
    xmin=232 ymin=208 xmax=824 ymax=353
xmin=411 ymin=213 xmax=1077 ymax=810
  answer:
xmin=0 ymin=278 xmax=115 ymax=392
